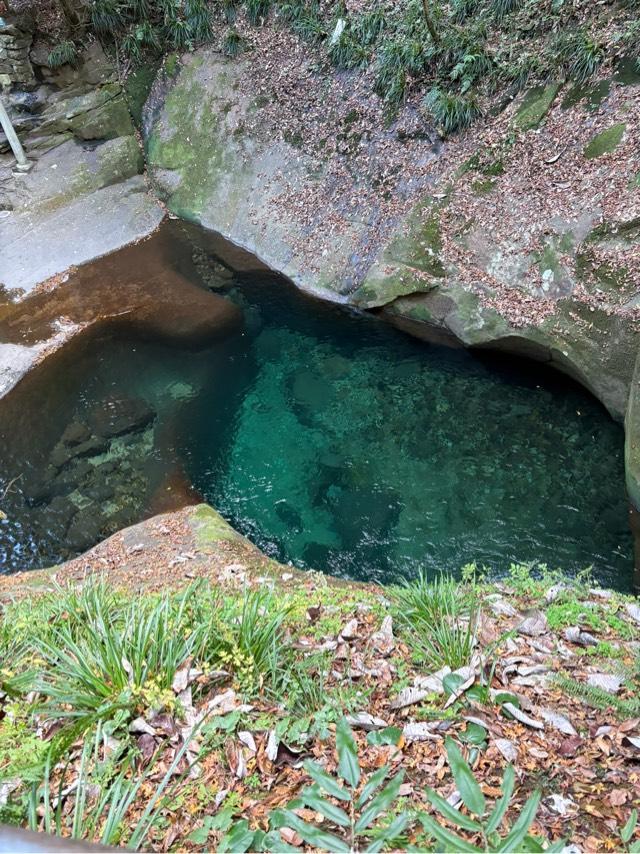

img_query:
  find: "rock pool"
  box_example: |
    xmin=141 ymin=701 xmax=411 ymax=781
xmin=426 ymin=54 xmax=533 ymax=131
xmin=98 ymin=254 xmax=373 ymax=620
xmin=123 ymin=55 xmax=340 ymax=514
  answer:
xmin=0 ymin=224 xmax=633 ymax=588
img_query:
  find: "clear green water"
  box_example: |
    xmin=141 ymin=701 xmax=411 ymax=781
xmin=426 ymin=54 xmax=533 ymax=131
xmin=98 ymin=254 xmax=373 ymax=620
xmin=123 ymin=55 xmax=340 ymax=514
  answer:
xmin=0 ymin=252 xmax=633 ymax=587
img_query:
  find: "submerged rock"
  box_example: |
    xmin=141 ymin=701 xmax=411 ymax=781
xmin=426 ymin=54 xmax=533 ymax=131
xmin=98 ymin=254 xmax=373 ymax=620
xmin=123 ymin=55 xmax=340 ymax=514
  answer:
xmin=60 ymin=421 xmax=91 ymax=447
xmin=90 ymin=397 xmax=155 ymax=439
xmin=66 ymin=506 xmax=105 ymax=551
xmin=50 ymin=435 xmax=110 ymax=469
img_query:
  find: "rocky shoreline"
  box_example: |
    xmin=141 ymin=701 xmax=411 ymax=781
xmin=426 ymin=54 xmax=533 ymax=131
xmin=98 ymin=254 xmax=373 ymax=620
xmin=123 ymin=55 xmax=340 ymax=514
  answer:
xmin=0 ymin=17 xmax=639 ymax=584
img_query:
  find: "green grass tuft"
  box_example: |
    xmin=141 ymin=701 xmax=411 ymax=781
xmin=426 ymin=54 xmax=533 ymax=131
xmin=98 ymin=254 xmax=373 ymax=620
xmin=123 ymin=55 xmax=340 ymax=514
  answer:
xmin=47 ymin=40 xmax=78 ymax=69
xmin=423 ymin=87 xmax=481 ymax=134
xmin=223 ymin=28 xmax=247 ymax=57
xmin=393 ymin=572 xmax=479 ymax=669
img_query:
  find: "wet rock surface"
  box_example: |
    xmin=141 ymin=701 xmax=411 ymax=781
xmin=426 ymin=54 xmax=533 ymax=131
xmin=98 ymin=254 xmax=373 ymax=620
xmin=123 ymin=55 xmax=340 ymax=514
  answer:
xmin=146 ymin=49 xmax=640 ymax=527
xmin=90 ymin=396 xmax=156 ymax=439
xmin=0 ymin=40 xmax=162 ymax=297
xmin=16 ymin=403 xmax=157 ymax=557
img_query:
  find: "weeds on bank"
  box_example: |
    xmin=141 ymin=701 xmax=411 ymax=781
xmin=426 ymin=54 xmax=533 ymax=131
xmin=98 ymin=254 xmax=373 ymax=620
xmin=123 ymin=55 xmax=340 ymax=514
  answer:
xmin=220 ymin=719 xmax=557 ymax=852
xmin=2 ymin=569 xmax=639 ymax=849
xmin=1 ymin=580 xmax=289 ymax=735
xmin=34 ymin=587 xmax=201 ymax=729
xmin=47 ymin=0 xmax=638 ymax=138
xmin=26 ymin=723 xmax=198 ymax=849
xmin=393 ymin=571 xmax=479 ymax=670
xmin=222 ymin=717 xmax=410 ymax=852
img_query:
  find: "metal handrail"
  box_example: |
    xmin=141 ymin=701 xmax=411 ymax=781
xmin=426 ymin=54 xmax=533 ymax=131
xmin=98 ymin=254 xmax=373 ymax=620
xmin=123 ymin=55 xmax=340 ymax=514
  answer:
xmin=0 ymin=826 xmax=115 ymax=852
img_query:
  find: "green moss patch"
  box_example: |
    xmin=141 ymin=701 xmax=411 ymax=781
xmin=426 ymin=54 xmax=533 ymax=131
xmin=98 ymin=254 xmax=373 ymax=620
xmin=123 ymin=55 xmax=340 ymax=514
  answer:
xmin=583 ymin=123 xmax=626 ymax=159
xmin=561 ymin=80 xmax=610 ymax=111
xmin=514 ymin=83 xmax=560 ymax=130
xmin=192 ymin=504 xmax=243 ymax=547
xmin=613 ymin=56 xmax=640 ymax=86
xmin=471 ymin=177 xmax=497 ymax=196
xmin=586 ymin=215 xmax=640 ymax=244
xmin=125 ymin=61 xmax=161 ymax=128
xmin=164 ymin=53 xmax=180 ymax=77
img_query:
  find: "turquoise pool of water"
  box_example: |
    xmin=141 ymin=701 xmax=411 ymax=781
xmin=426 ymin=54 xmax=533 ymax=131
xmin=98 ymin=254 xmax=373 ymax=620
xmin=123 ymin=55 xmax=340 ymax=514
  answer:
xmin=0 ymin=235 xmax=633 ymax=587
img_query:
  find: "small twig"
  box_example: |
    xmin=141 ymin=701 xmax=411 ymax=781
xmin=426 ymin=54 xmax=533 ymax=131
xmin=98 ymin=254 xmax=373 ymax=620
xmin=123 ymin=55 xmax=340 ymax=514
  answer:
xmin=0 ymin=473 xmax=22 ymax=502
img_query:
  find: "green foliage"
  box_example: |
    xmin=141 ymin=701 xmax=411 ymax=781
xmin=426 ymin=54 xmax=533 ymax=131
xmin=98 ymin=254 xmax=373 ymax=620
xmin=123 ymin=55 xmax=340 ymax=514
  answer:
xmin=222 ymin=717 xmax=408 ymax=852
xmin=491 ymin=0 xmax=522 ymax=19
xmin=546 ymin=598 xmax=602 ymax=630
xmin=620 ymin=809 xmax=640 ymax=852
xmin=246 ymin=0 xmax=271 ymax=25
xmin=47 ymin=40 xmax=79 ymax=68
xmin=27 ymin=724 xmax=197 ymax=850
xmin=204 ymin=588 xmax=289 ymax=697
xmin=284 ymin=654 xmax=332 ymax=716
xmin=419 ymin=737 xmax=558 ymax=852
xmin=89 ymin=0 xmax=213 ymax=61
xmin=223 ymin=27 xmax=247 ymax=57
xmin=424 ymin=86 xmax=481 ymax=133
xmin=393 ymin=572 xmax=479 ymax=669
xmin=0 ymin=626 xmax=33 ymax=698
xmin=33 ymin=585 xmax=200 ymax=729
xmin=0 ymin=716 xmax=48 ymax=784
xmin=554 ymin=673 xmax=640 ymax=718
xmin=327 ymin=10 xmax=385 ymax=70
xmin=1 ymin=582 xmax=287 ymax=736
xmin=276 ymin=0 xmax=326 ymax=42
xmin=551 ymin=29 xmax=604 ymax=82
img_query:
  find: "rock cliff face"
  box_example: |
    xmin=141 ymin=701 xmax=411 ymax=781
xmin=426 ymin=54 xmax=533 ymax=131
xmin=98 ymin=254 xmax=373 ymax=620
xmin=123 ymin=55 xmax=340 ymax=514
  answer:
xmin=0 ymin=41 xmax=163 ymax=399
xmin=144 ymin=48 xmax=640 ymax=520
xmin=0 ymin=15 xmax=34 ymax=88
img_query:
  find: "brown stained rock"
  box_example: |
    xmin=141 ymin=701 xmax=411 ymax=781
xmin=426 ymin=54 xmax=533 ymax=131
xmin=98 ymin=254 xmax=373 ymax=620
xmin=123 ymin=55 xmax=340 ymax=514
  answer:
xmin=0 ymin=221 xmax=242 ymax=352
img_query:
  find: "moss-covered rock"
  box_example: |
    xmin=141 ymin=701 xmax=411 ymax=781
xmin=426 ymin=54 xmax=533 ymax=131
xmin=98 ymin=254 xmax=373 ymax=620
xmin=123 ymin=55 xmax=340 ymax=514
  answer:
xmin=583 ymin=123 xmax=626 ymax=159
xmin=38 ymin=83 xmax=136 ymax=141
xmin=514 ymin=83 xmax=560 ymax=130
xmin=193 ymin=503 xmax=245 ymax=548
xmin=125 ymin=62 xmax=161 ymax=129
xmin=144 ymin=49 xmax=383 ymax=303
xmin=561 ymin=80 xmax=611 ymax=111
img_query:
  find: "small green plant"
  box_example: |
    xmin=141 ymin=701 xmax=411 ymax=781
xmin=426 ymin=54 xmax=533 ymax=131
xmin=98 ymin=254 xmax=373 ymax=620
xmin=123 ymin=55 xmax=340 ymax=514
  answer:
xmin=207 ymin=589 xmax=289 ymax=697
xmin=424 ymin=87 xmax=481 ymax=134
xmin=375 ymin=35 xmax=426 ymax=104
xmin=552 ymin=30 xmax=604 ymax=82
xmin=221 ymin=718 xmax=408 ymax=851
xmin=554 ymin=673 xmax=640 ymax=718
xmin=620 ymin=809 xmax=640 ymax=852
xmin=223 ymin=28 xmax=247 ymax=57
xmin=246 ymin=0 xmax=271 ymax=25
xmin=393 ymin=572 xmax=479 ymax=669
xmin=285 ymin=654 xmax=333 ymax=716
xmin=419 ymin=737 xmax=561 ymax=852
xmin=492 ymin=0 xmax=521 ymax=19
xmin=277 ymin=0 xmax=326 ymax=42
xmin=0 ymin=716 xmax=48 ymax=784
xmin=33 ymin=585 xmax=202 ymax=730
xmin=27 ymin=724 xmax=198 ymax=850
xmin=47 ymin=40 xmax=78 ymax=68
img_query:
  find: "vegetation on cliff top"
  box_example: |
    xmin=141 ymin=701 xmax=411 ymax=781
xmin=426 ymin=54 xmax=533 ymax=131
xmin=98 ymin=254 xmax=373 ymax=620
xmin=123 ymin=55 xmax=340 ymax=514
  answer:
xmin=36 ymin=0 xmax=640 ymax=133
xmin=2 ymin=564 xmax=640 ymax=850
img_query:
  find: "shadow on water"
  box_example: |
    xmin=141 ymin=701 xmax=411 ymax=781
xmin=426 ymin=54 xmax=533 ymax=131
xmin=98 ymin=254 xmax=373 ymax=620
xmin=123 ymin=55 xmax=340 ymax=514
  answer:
xmin=0 ymin=221 xmax=634 ymax=588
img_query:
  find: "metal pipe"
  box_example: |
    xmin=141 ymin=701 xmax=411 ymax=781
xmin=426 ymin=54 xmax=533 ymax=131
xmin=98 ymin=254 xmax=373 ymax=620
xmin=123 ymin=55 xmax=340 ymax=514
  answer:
xmin=0 ymin=825 xmax=114 ymax=851
xmin=0 ymin=95 xmax=31 ymax=172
